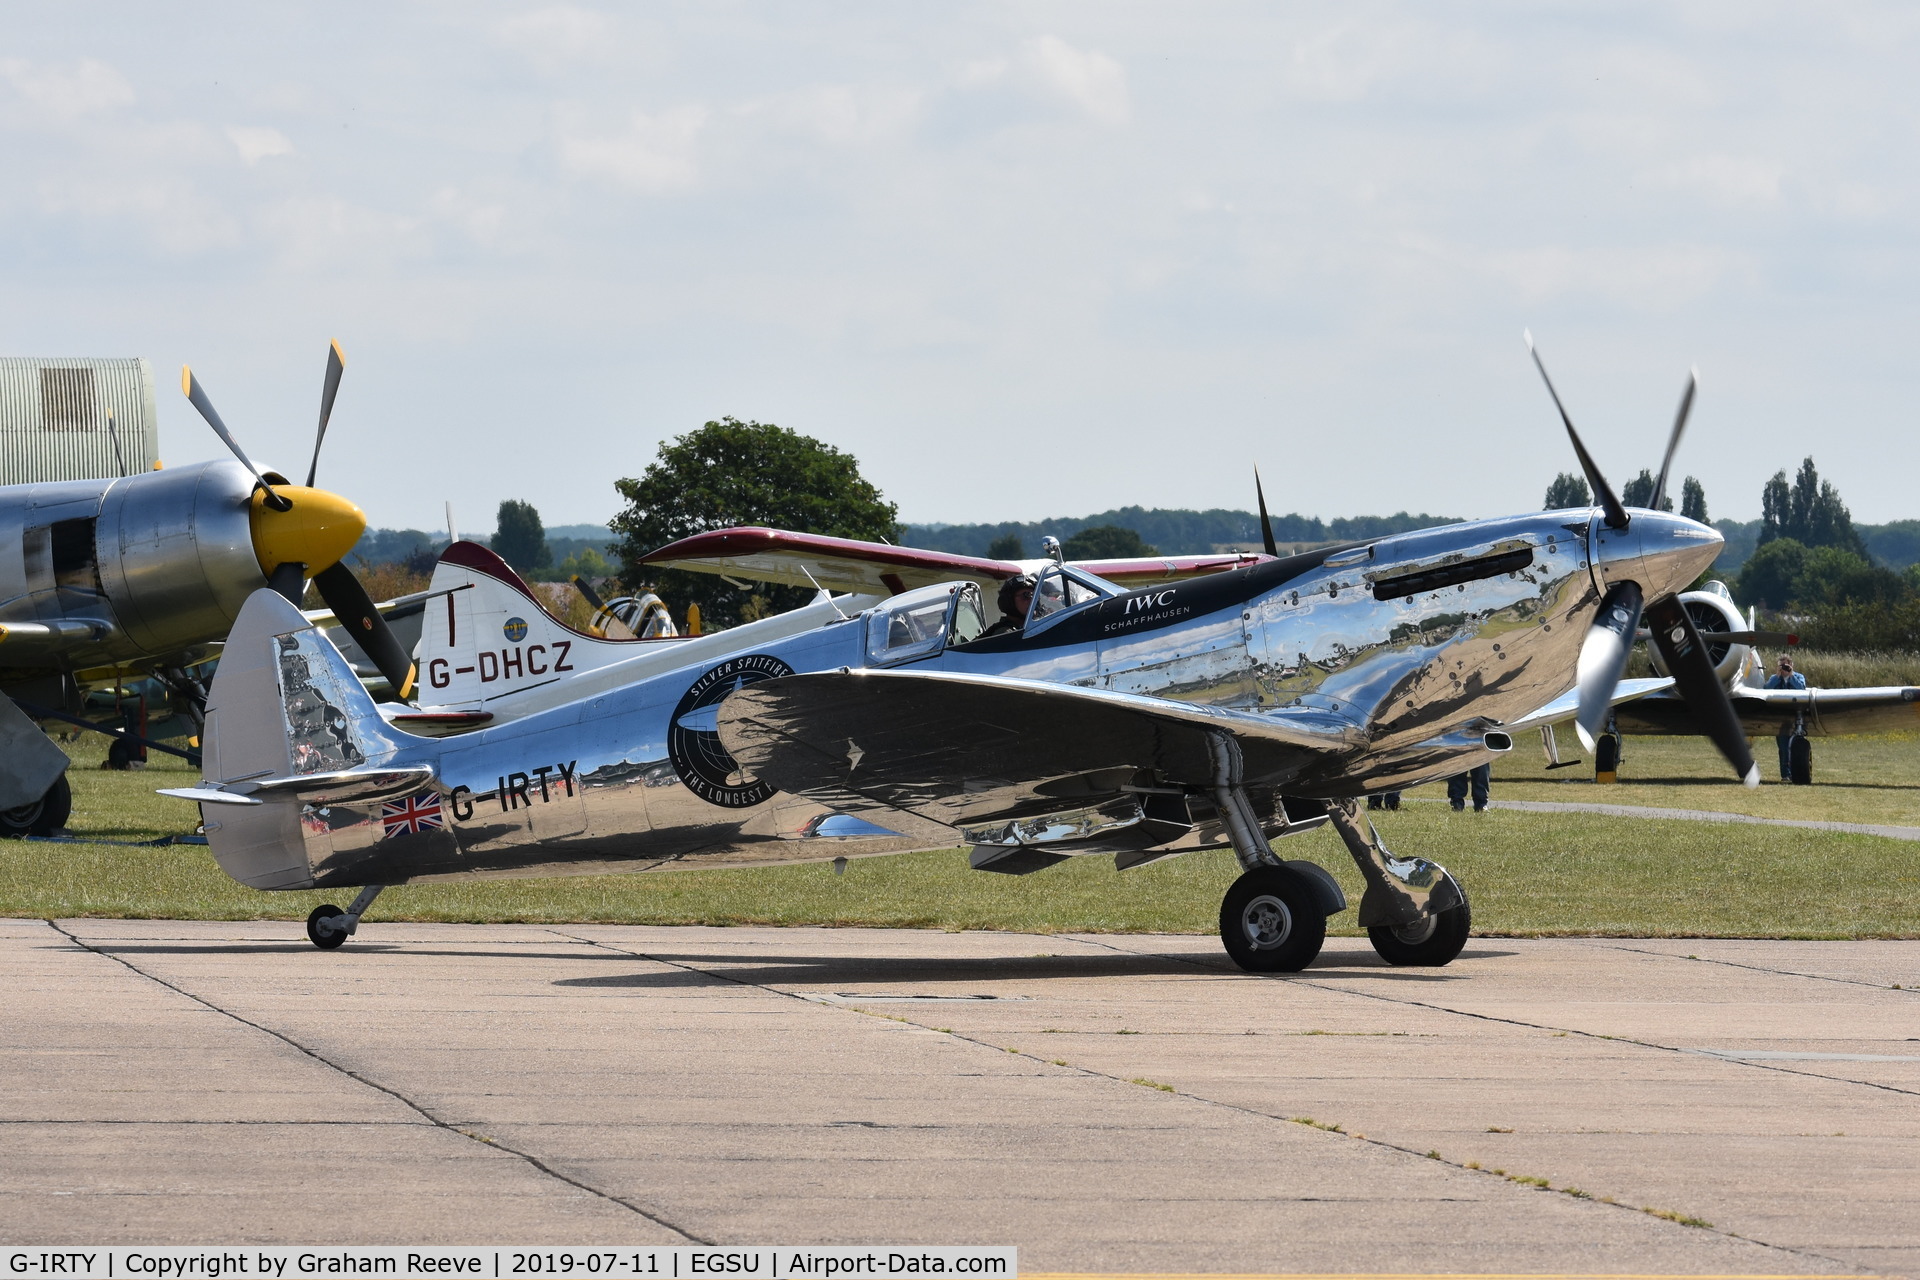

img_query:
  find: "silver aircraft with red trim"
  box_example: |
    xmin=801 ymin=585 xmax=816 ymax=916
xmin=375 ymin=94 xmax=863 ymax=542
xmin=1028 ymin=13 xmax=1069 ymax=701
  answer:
xmin=163 ymin=340 xmax=1774 ymax=971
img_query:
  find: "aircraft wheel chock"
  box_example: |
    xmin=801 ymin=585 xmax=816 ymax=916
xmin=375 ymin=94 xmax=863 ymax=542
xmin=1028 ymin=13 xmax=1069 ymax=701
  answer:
xmin=306 ymin=905 xmax=349 ymax=950
xmin=1594 ymin=734 xmax=1619 ymax=784
xmin=1219 ymin=867 xmax=1326 ymax=973
xmin=1368 ymin=895 xmax=1472 ymax=967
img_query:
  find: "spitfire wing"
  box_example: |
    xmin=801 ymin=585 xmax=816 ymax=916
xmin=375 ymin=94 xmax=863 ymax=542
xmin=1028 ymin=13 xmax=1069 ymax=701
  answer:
xmin=1505 ymin=677 xmax=1676 ymax=733
xmin=1611 ymin=683 xmax=1920 ymax=737
xmin=716 ymin=668 xmax=1362 ymax=834
xmin=642 ymin=527 xmax=1269 ymax=596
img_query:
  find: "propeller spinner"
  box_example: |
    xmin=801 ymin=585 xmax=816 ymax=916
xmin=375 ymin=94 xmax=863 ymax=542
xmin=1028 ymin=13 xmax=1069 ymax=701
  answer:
xmin=181 ymin=347 xmax=419 ymax=701
xmin=1525 ymin=334 xmax=1754 ymax=786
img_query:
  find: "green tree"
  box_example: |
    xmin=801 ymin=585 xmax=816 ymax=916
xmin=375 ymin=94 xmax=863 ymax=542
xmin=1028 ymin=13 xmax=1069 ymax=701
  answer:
xmin=1680 ymin=477 xmax=1708 ymax=524
xmin=1758 ymin=458 xmax=1866 ymax=556
xmin=1737 ymin=538 xmax=1807 ymax=611
xmin=492 ymin=500 xmax=551 ymax=573
xmin=987 ymin=533 xmax=1025 ymax=561
xmin=1791 ymin=547 xmax=1904 ymax=610
xmin=1543 ymin=473 xmax=1590 ymax=509
xmin=1619 ymin=469 xmax=1674 ymax=511
xmin=610 ymin=417 xmax=899 ymax=628
xmin=1062 ymin=525 xmax=1157 ymax=559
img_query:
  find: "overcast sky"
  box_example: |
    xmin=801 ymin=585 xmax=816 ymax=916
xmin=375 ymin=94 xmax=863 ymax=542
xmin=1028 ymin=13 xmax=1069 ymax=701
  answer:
xmin=4 ymin=3 xmax=1917 ymax=533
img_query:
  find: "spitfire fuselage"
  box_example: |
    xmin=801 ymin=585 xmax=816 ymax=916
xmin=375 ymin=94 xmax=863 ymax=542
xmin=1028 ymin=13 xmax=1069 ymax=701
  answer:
xmin=202 ymin=505 xmax=1723 ymax=892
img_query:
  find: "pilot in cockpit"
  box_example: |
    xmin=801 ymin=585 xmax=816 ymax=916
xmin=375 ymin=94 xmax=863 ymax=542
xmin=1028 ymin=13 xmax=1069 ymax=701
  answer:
xmin=982 ymin=574 xmax=1035 ymax=638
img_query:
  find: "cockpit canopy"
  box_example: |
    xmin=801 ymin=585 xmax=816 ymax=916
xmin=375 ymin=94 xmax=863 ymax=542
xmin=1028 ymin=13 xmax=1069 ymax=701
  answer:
xmin=1024 ymin=563 xmax=1120 ymax=630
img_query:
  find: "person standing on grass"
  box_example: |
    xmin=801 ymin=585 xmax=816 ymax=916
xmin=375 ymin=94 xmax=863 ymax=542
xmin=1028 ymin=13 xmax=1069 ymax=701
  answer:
xmin=1765 ymin=656 xmax=1808 ymax=780
xmin=1447 ymin=763 xmax=1491 ymax=812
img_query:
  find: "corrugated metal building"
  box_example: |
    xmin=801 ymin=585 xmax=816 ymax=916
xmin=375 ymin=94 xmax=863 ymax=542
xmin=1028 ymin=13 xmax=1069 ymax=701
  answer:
xmin=0 ymin=357 xmax=160 ymax=486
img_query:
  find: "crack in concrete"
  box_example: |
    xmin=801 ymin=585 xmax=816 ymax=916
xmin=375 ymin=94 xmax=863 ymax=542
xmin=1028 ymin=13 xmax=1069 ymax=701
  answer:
xmin=546 ymin=927 xmax=1860 ymax=1271
xmin=43 ymin=920 xmax=707 ymax=1244
xmin=1056 ymin=931 xmax=1873 ymax=1273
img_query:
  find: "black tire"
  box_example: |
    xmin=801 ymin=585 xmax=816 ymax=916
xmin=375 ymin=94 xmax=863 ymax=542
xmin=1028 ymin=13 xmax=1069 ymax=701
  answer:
xmin=1595 ymin=733 xmax=1619 ymax=778
xmin=1219 ymin=867 xmax=1327 ymax=973
xmin=306 ymin=904 xmax=349 ymax=950
xmin=1368 ymin=895 xmax=1472 ymax=967
xmin=105 ymin=737 xmax=137 ymax=770
xmin=0 ymin=774 xmax=72 ymax=838
xmin=1789 ymin=735 xmax=1812 ymax=786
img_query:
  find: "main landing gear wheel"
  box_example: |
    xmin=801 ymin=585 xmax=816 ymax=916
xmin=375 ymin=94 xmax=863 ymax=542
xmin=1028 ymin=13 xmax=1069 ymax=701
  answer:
xmin=0 ymin=774 xmax=72 ymax=838
xmin=306 ymin=905 xmax=349 ymax=950
xmin=1219 ymin=866 xmax=1326 ymax=973
xmin=1789 ymin=735 xmax=1812 ymax=786
xmin=1368 ymin=896 xmax=1472 ymax=967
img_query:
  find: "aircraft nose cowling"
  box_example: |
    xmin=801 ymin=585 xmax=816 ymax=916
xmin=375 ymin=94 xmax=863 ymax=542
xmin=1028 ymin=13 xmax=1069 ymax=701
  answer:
xmin=1589 ymin=510 xmax=1724 ymax=599
xmin=249 ymin=485 xmax=367 ymax=577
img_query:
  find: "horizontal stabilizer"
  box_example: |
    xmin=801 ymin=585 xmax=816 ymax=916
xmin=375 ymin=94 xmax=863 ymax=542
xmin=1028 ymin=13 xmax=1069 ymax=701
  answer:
xmin=160 ymin=766 xmax=435 ymax=809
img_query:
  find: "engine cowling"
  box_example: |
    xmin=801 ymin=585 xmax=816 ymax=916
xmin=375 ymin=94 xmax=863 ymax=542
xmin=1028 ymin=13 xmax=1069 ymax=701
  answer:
xmin=1645 ymin=582 xmax=1748 ymax=686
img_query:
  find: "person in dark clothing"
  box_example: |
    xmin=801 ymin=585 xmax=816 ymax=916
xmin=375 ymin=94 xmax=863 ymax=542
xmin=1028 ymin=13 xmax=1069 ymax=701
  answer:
xmin=1448 ymin=763 xmax=1491 ymax=812
xmin=1366 ymin=792 xmax=1402 ymax=811
xmin=981 ymin=574 xmax=1036 ymax=639
xmin=1765 ymin=656 xmax=1808 ymax=780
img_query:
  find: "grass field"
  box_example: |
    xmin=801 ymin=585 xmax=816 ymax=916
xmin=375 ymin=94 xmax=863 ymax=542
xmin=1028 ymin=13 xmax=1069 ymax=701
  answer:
xmin=3 ymin=727 xmax=1917 ymax=938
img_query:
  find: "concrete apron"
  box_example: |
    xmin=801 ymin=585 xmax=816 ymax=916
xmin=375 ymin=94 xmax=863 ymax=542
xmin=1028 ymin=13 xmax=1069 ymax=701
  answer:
xmin=1 ymin=919 xmax=1914 ymax=1275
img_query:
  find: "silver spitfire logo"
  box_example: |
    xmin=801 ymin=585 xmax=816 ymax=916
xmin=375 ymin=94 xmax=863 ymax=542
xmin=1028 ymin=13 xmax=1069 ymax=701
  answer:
xmin=666 ymin=654 xmax=794 ymax=807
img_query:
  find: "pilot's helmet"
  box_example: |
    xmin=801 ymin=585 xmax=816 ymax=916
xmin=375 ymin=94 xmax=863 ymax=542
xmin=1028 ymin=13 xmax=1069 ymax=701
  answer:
xmin=997 ymin=573 xmax=1037 ymax=616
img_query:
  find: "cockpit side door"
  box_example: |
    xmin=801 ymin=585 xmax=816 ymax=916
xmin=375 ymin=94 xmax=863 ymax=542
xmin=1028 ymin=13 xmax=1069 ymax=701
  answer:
xmin=865 ymin=582 xmax=985 ymax=667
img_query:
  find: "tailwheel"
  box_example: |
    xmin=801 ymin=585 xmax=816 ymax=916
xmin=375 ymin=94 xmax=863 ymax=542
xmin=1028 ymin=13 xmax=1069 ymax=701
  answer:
xmin=1219 ymin=866 xmax=1326 ymax=973
xmin=306 ymin=905 xmax=350 ymax=950
xmin=1368 ymin=895 xmax=1472 ymax=967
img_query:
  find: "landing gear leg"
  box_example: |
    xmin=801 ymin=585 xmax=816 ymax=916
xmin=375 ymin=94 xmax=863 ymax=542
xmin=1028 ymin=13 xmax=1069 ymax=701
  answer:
xmin=1325 ymin=799 xmax=1470 ymax=967
xmin=305 ymin=884 xmax=386 ymax=950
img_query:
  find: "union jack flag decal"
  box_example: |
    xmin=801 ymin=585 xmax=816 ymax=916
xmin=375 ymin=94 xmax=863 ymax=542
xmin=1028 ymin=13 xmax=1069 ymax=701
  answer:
xmin=381 ymin=791 xmax=445 ymax=838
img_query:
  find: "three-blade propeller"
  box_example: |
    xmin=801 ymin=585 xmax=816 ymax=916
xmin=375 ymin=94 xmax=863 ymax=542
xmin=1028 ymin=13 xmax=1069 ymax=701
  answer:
xmin=180 ymin=346 xmax=418 ymax=702
xmin=1526 ymin=335 xmax=1757 ymax=786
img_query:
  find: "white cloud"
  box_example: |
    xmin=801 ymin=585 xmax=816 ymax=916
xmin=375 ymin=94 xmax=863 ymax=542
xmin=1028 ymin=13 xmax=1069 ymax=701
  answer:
xmin=1636 ymin=154 xmax=1784 ymax=205
xmin=495 ymin=6 xmax=618 ymax=67
xmin=739 ymin=85 xmax=921 ymax=146
xmin=559 ymin=105 xmax=707 ymax=191
xmin=226 ymin=125 xmax=294 ymax=165
xmin=1020 ymin=36 xmax=1129 ymax=124
xmin=1 ymin=57 xmax=134 ymax=116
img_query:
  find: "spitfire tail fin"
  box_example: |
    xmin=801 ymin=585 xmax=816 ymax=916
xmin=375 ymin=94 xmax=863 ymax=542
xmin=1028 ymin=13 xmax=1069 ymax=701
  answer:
xmin=195 ymin=587 xmax=399 ymax=889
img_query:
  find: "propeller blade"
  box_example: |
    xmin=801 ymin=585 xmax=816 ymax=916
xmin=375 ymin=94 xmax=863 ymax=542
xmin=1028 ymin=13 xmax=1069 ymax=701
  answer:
xmin=1575 ymin=581 xmax=1644 ymax=751
xmin=572 ymin=575 xmax=607 ymax=611
xmin=1649 ymin=367 xmax=1697 ymax=513
xmin=1254 ymin=468 xmax=1279 ymax=557
xmin=181 ymin=365 xmax=290 ymax=511
xmin=1524 ymin=332 xmax=1629 ymax=530
xmin=1645 ymin=593 xmax=1760 ymax=786
xmin=305 ymin=339 xmax=346 ymax=488
xmin=313 ymin=562 xmax=417 ymax=700
xmin=266 ymin=561 xmax=306 ymax=606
